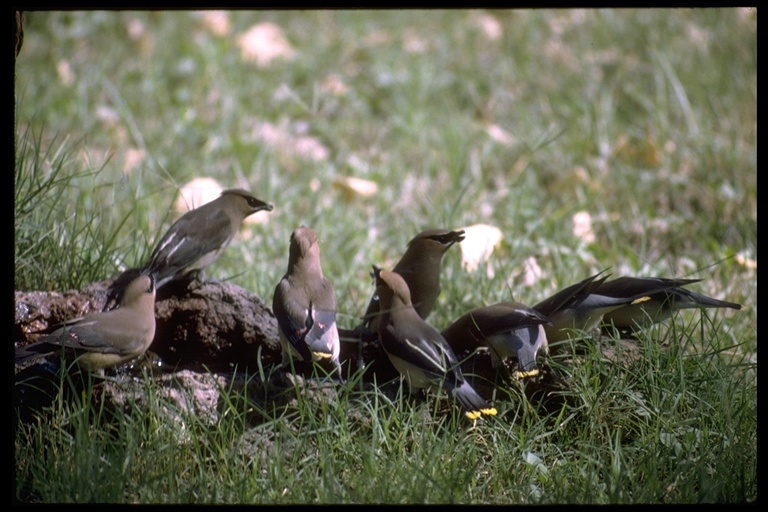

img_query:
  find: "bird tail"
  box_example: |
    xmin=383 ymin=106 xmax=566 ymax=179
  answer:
xmin=15 ymin=342 xmax=56 ymax=366
xmin=451 ymin=381 xmax=497 ymax=419
xmin=104 ymin=267 xmax=152 ymax=311
xmin=683 ymin=290 xmax=742 ymax=310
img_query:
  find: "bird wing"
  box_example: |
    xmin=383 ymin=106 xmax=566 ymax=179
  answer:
xmin=533 ymin=270 xmax=610 ymax=316
xmin=469 ymin=302 xmax=551 ymax=335
xmin=597 ymin=276 xmax=700 ymax=299
xmin=47 ymin=325 xmax=130 ymax=355
xmin=35 ymin=309 xmax=148 ymax=356
xmin=440 ymin=312 xmax=487 ymax=354
xmin=147 ymin=209 xmax=232 ymax=278
xmin=571 ymin=292 xmax=643 ymax=315
xmin=381 ymin=317 xmax=460 ymax=379
xmin=272 ymin=279 xmax=313 ymax=361
xmin=441 ymin=302 xmax=548 ymax=355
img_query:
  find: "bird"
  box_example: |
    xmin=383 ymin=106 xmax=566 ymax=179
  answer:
xmin=106 ymin=188 xmax=273 ymax=309
xmin=441 ymin=301 xmax=552 ymax=378
xmin=533 ymin=270 xmax=657 ymax=345
xmin=15 ymin=274 xmax=157 ymax=374
xmin=361 ymin=228 xmax=465 ymax=334
xmin=273 ymin=225 xmax=342 ymax=377
xmin=373 ymin=266 xmax=497 ymax=419
xmin=145 ymin=187 xmax=274 ymax=289
xmin=598 ymin=276 xmax=743 ymax=333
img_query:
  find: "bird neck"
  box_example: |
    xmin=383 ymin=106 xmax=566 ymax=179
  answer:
xmin=383 ymin=296 xmax=415 ymax=316
xmin=399 ymin=249 xmax=443 ymax=271
xmin=128 ymin=297 xmax=157 ymax=319
xmin=289 ymin=257 xmax=324 ymax=279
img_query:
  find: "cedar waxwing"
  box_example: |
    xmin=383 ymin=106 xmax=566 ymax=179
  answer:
xmin=373 ymin=266 xmax=497 ymax=419
xmin=273 ymin=226 xmax=342 ymax=376
xmin=361 ymin=229 xmax=465 ymax=333
xmin=15 ymin=274 xmax=156 ymax=373
xmin=533 ymin=270 xmax=655 ymax=344
xmin=106 ymin=188 xmax=273 ymax=309
xmin=146 ymin=188 xmax=273 ymax=288
xmin=441 ymin=301 xmax=552 ymax=378
xmin=598 ymin=276 xmax=743 ymax=332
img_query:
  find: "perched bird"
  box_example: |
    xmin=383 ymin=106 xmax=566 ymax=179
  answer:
xmin=15 ymin=274 xmax=157 ymax=374
xmin=533 ymin=270 xmax=656 ymax=345
xmin=145 ymin=188 xmax=273 ymax=288
xmin=106 ymin=188 xmax=273 ymax=309
xmin=373 ymin=266 xmax=497 ymax=419
xmin=273 ymin=226 xmax=342 ymax=376
xmin=598 ymin=276 xmax=743 ymax=333
xmin=361 ymin=228 xmax=465 ymax=333
xmin=441 ymin=301 xmax=552 ymax=378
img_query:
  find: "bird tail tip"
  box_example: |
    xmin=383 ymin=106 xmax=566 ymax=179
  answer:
xmin=454 ymin=383 xmax=498 ymax=419
xmin=464 ymin=407 xmax=498 ymax=420
xmin=514 ymin=368 xmax=540 ymax=379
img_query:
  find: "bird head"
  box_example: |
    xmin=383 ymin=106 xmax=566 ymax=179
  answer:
xmin=410 ymin=229 xmax=466 ymax=252
xmin=373 ymin=266 xmax=413 ymax=309
xmin=221 ymin=188 xmax=274 ymax=217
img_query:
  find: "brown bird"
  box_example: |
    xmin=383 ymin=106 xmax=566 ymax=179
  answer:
xmin=361 ymin=228 xmax=465 ymax=333
xmin=441 ymin=301 xmax=552 ymax=378
xmin=15 ymin=274 xmax=157 ymax=373
xmin=373 ymin=266 xmax=497 ymax=419
xmin=273 ymin=226 xmax=342 ymax=376
xmin=599 ymin=276 xmax=743 ymax=333
xmin=145 ymin=188 xmax=273 ymax=288
xmin=106 ymin=188 xmax=273 ymax=309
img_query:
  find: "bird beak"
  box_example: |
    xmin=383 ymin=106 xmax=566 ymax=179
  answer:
xmin=434 ymin=230 xmax=466 ymax=246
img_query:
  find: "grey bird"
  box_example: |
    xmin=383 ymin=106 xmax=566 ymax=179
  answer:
xmin=373 ymin=266 xmax=497 ymax=419
xmin=361 ymin=228 xmax=465 ymax=333
xmin=533 ymin=270 xmax=655 ymax=345
xmin=599 ymin=276 xmax=743 ymax=333
xmin=441 ymin=301 xmax=552 ymax=378
xmin=273 ymin=225 xmax=342 ymax=376
xmin=16 ymin=274 xmax=156 ymax=373
xmin=106 ymin=188 xmax=273 ymax=309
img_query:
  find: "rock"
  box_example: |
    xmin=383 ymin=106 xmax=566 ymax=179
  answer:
xmin=151 ymin=280 xmax=280 ymax=371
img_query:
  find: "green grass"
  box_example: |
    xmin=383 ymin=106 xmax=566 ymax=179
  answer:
xmin=14 ymin=9 xmax=756 ymax=503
